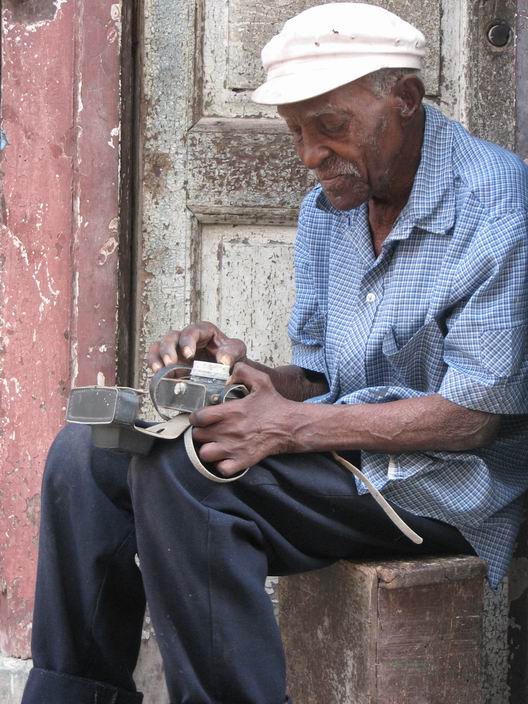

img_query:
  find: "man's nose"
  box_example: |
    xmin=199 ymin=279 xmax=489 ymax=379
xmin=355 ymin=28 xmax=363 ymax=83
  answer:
xmin=298 ymin=133 xmax=332 ymax=170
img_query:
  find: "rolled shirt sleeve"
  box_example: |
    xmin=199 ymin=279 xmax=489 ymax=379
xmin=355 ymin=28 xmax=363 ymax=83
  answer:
xmin=439 ymin=210 xmax=528 ymax=414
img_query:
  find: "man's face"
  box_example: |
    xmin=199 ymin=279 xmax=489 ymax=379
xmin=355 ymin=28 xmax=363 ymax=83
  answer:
xmin=278 ymin=79 xmax=405 ymax=210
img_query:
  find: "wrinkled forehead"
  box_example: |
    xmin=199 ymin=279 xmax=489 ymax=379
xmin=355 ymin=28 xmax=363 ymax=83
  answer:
xmin=278 ymin=102 xmax=342 ymax=122
xmin=277 ymin=80 xmax=368 ymax=121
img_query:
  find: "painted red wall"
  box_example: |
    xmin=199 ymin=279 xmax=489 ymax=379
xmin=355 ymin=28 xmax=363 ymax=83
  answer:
xmin=0 ymin=0 xmax=122 ymax=657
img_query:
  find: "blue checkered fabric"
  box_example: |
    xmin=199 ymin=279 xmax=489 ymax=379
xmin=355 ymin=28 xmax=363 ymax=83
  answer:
xmin=288 ymin=104 xmax=528 ymax=587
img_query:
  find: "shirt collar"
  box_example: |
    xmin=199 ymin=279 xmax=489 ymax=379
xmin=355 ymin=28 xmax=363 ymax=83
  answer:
xmin=315 ymin=104 xmax=456 ymax=238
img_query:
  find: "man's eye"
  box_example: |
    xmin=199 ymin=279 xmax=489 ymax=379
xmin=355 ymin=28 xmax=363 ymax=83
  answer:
xmin=321 ymin=120 xmax=347 ymax=134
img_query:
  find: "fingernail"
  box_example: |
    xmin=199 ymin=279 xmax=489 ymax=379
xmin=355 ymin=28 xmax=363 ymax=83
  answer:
xmin=163 ymin=355 xmax=172 ymax=366
xmin=152 ymin=362 xmax=162 ymax=372
xmin=219 ymin=355 xmax=231 ymax=366
xmin=183 ymin=347 xmax=193 ymax=359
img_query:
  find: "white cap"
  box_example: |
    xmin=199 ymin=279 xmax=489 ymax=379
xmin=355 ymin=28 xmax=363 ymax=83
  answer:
xmin=252 ymin=3 xmax=425 ymax=105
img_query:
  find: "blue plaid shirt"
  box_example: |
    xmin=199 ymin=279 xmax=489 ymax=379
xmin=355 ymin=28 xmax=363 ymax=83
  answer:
xmin=289 ymin=104 xmax=528 ymax=587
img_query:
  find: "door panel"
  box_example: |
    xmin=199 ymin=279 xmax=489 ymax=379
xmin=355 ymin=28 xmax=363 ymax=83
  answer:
xmin=200 ymin=224 xmax=296 ymax=366
xmin=186 ymin=118 xmax=311 ymax=224
xmin=205 ymin=0 xmax=441 ymax=120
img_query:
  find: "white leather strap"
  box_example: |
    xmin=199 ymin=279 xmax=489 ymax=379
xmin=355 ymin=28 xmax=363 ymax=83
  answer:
xmin=331 ymin=451 xmax=423 ymax=545
xmin=184 ymin=427 xmax=249 ymax=483
xmin=134 ymin=414 xmax=192 ymax=440
xmin=135 ymin=415 xmax=249 ymax=484
xmin=136 ymin=414 xmax=424 ymax=539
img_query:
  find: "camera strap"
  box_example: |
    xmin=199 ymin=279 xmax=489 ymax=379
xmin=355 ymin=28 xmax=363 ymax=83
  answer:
xmin=331 ymin=452 xmax=423 ymax=545
xmin=131 ymin=365 xmax=250 ymax=483
xmin=140 ymin=366 xmax=423 ymax=539
xmin=135 ymin=415 xmax=422 ymax=541
xmin=129 ymin=416 xmax=248 ymax=483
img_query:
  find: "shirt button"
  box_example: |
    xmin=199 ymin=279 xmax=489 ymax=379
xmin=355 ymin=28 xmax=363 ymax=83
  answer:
xmin=365 ymin=292 xmax=377 ymax=303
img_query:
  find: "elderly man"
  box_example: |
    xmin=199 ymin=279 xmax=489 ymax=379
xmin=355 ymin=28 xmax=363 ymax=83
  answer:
xmin=22 ymin=4 xmax=528 ymax=704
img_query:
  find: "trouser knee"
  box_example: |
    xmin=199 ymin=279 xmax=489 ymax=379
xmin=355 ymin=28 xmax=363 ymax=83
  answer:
xmin=129 ymin=436 xmax=215 ymax=505
xmin=42 ymin=423 xmax=131 ymax=513
xmin=42 ymin=424 xmax=93 ymax=495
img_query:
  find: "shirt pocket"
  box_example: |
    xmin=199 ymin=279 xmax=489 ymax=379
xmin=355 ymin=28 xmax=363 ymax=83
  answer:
xmin=382 ymin=318 xmax=447 ymax=391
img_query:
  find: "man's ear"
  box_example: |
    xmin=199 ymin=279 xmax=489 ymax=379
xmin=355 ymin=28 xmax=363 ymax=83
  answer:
xmin=393 ymin=74 xmax=425 ymax=121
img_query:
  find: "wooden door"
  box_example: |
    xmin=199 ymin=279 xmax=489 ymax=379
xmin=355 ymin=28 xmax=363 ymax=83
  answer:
xmin=132 ymin=0 xmax=518 ymax=700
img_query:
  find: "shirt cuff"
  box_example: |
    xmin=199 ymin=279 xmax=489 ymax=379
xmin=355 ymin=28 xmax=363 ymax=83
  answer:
xmin=439 ymin=366 xmax=528 ymax=414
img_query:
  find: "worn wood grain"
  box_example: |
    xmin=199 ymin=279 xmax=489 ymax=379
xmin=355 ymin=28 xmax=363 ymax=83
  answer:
xmin=279 ymin=557 xmax=486 ymax=704
xmin=71 ymin=1 xmax=123 ymax=387
xmin=0 ymin=1 xmax=76 ymax=658
xmin=0 ymin=0 xmax=122 ymax=656
xmin=203 ymin=0 xmax=443 ymax=121
xmin=199 ymin=225 xmax=296 ymax=366
xmin=279 ymin=562 xmax=378 ymax=704
xmin=135 ymin=0 xmax=198 ymax=388
xmin=377 ymin=578 xmax=483 ymax=703
xmin=186 ymin=118 xmax=312 ymax=218
xmin=227 ymin=0 xmax=441 ymax=95
xmin=374 ymin=554 xmax=486 ymax=588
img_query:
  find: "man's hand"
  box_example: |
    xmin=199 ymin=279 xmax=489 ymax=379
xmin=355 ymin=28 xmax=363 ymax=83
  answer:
xmin=190 ymin=363 xmax=296 ymax=476
xmin=147 ymin=322 xmax=247 ymax=371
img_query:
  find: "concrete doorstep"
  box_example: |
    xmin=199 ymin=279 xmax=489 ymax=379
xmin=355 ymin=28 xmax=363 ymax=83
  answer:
xmin=0 ymin=656 xmax=32 ymax=704
xmin=0 ymin=635 xmax=170 ymax=704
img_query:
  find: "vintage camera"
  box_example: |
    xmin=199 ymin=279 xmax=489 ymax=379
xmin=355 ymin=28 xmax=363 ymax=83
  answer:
xmin=153 ymin=360 xmax=248 ymax=415
xmin=66 ymin=361 xmax=248 ymax=454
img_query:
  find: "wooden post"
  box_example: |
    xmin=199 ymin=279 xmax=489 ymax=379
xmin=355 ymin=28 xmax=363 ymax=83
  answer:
xmin=0 ymin=0 xmax=123 ymax=659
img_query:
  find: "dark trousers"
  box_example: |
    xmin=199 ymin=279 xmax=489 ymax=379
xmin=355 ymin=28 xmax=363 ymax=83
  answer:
xmin=21 ymin=424 xmax=474 ymax=704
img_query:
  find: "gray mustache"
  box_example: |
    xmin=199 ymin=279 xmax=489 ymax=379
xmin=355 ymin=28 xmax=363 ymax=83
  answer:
xmin=313 ymin=157 xmax=360 ymax=180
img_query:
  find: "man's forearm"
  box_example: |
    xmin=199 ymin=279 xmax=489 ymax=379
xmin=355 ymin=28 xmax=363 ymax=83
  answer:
xmin=282 ymin=393 xmax=500 ymax=454
xmin=245 ymin=360 xmax=328 ymax=402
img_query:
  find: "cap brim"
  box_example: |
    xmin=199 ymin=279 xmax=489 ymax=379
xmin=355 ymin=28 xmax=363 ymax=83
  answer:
xmin=252 ymin=56 xmax=420 ymax=105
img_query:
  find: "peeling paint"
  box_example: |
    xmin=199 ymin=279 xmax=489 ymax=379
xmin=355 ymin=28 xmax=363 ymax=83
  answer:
xmin=2 ymin=0 xmax=69 ymax=31
xmin=1 ymin=0 xmax=123 ymax=660
xmin=3 ymin=0 xmax=55 ymax=25
xmin=1 ymin=377 xmax=22 ymax=398
xmin=110 ymin=3 xmax=120 ymax=21
xmin=108 ymin=3 xmax=122 ymax=46
xmin=0 ymin=130 xmax=9 ymax=151
xmin=107 ymin=125 xmax=120 ymax=149
xmin=32 ymin=257 xmax=60 ymax=321
xmin=71 ymin=271 xmax=79 ymax=385
xmin=77 ymin=77 xmax=83 ymax=114
xmin=73 ymin=192 xmax=82 ymax=229
xmin=98 ymin=237 xmax=118 ymax=265
xmin=9 ymin=234 xmax=29 ymax=267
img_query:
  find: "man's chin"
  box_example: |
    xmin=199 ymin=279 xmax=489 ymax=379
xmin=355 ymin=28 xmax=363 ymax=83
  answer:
xmin=318 ymin=176 xmax=369 ymax=210
xmin=322 ymin=187 xmax=369 ymax=211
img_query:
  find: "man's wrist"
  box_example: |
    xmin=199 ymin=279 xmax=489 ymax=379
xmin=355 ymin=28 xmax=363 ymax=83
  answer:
xmin=283 ymin=402 xmax=339 ymax=454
